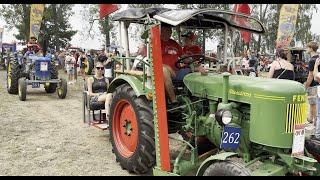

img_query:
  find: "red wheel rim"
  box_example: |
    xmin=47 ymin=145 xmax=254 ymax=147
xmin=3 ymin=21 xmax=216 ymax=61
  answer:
xmin=112 ymin=99 xmax=138 ymax=158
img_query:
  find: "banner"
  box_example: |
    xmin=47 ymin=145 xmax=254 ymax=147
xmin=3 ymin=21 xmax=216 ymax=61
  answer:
xmin=233 ymin=4 xmax=251 ymax=44
xmin=30 ymin=4 xmax=45 ymax=39
xmin=276 ymin=4 xmax=299 ymax=49
xmin=0 ymin=28 xmax=3 ymax=53
xmin=100 ymin=4 xmax=119 ymax=19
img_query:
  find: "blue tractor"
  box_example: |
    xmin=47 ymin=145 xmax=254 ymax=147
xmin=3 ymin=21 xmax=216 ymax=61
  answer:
xmin=7 ymin=52 xmax=67 ymax=101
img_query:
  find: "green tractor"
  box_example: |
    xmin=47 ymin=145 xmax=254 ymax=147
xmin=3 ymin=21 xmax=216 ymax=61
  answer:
xmin=104 ymin=8 xmax=319 ymax=176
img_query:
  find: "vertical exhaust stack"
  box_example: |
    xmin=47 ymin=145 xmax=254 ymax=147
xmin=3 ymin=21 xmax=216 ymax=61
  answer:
xmin=222 ymin=72 xmax=231 ymax=104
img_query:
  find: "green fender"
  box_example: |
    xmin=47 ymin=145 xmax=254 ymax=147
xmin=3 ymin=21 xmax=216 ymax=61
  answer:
xmin=196 ymin=152 xmax=238 ymax=176
xmin=108 ymin=74 xmax=150 ymax=97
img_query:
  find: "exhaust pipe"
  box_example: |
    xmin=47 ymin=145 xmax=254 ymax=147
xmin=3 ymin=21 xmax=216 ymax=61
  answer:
xmin=222 ymin=72 xmax=231 ymax=104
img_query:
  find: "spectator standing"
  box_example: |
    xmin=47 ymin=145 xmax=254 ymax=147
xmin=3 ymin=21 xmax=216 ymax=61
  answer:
xmin=305 ymin=41 xmax=319 ymax=124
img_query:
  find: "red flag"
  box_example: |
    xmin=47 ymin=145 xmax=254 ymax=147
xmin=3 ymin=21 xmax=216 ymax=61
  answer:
xmin=100 ymin=4 xmax=119 ymax=19
xmin=233 ymin=4 xmax=251 ymax=44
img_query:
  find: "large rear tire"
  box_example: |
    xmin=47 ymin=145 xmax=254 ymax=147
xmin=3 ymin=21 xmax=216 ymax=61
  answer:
xmin=109 ymin=84 xmax=155 ymax=174
xmin=45 ymin=61 xmax=58 ymax=93
xmin=7 ymin=60 xmax=21 ymax=94
xmin=84 ymin=57 xmax=94 ymax=75
xmin=18 ymin=78 xmax=27 ymax=101
xmin=44 ymin=83 xmax=56 ymax=93
xmin=203 ymin=160 xmax=251 ymax=176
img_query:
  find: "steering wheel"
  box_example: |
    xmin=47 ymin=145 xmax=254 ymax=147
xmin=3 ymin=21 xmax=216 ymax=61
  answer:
xmin=175 ymin=54 xmax=205 ymax=69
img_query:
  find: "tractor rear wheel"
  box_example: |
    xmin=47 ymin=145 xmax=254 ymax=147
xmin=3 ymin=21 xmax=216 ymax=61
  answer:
xmin=18 ymin=78 xmax=27 ymax=101
xmin=109 ymin=84 xmax=155 ymax=174
xmin=203 ymin=160 xmax=251 ymax=176
xmin=44 ymin=83 xmax=56 ymax=93
xmin=7 ymin=60 xmax=21 ymax=94
xmin=45 ymin=61 xmax=58 ymax=93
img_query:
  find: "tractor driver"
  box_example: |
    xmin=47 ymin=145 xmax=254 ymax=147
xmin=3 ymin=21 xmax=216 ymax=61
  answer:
xmin=182 ymin=31 xmax=217 ymax=65
xmin=161 ymin=24 xmax=206 ymax=104
xmin=27 ymin=36 xmax=42 ymax=53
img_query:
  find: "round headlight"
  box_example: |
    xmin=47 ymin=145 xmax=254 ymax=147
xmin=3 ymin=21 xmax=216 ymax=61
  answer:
xmin=215 ymin=109 xmax=233 ymax=126
xmin=222 ymin=110 xmax=232 ymax=125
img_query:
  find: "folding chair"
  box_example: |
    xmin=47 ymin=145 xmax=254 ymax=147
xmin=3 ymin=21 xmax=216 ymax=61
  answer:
xmin=82 ymin=78 xmax=109 ymax=130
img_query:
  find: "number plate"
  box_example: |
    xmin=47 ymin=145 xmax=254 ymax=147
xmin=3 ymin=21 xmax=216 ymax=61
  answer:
xmin=220 ymin=126 xmax=241 ymax=151
xmin=32 ymin=82 xmax=40 ymax=88
xmin=40 ymin=62 xmax=48 ymax=71
xmin=292 ymin=124 xmax=305 ymax=157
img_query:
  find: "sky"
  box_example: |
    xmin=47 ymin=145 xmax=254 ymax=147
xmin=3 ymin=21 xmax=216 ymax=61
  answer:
xmin=1 ymin=4 xmax=320 ymax=53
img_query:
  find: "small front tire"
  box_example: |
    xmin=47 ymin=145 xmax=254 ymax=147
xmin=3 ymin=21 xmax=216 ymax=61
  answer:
xmin=57 ymin=78 xmax=67 ymax=99
xmin=18 ymin=78 xmax=27 ymax=101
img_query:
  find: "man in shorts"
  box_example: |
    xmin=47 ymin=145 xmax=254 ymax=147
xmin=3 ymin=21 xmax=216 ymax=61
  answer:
xmin=305 ymin=41 xmax=319 ymax=124
xmin=65 ymin=52 xmax=76 ymax=84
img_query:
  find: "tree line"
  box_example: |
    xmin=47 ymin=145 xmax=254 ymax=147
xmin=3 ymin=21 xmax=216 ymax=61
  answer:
xmin=0 ymin=4 xmax=318 ymax=54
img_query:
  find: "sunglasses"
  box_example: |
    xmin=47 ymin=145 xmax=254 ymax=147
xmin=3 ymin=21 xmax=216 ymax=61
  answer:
xmin=96 ymin=67 xmax=104 ymax=70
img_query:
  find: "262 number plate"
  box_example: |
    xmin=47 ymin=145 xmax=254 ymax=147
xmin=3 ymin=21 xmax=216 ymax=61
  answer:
xmin=220 ymin=126 xmax=241 ymax=151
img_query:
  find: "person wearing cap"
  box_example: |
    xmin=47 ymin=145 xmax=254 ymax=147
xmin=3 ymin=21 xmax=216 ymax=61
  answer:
xmin=305 ymin=41 xmax=320 ymax=124
xmin=182 ymin=31 xmax=217 ymax=65
xmin=267 ymin=48 xmax=294 ymax=80
xmin=161 ymin=24 xmax=184 ymax=104
xmin=181 ymin=32 xmax=202 ymax=55
xmin=161 ymin=26 xmax=212 ymax=104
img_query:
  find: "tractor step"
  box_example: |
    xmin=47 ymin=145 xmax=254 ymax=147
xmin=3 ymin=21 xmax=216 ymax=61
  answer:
xmin=90 ymin=122 xmax=109 ymax=130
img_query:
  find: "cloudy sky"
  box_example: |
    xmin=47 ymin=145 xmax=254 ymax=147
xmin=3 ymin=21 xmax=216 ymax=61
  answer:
xmin=1 ymin=4 xmax=320 ymax=52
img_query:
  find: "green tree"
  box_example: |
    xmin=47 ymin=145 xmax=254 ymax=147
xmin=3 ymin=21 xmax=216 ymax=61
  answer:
xmin=295 ymin=4 xmax=317 ymax=46
xmin=40 ymin=4 xmax=77 ymax=51
xmin=250 ymin=4 xmax=270 ymax=52
xmin=0 ymin=4 xmax=76 ymax=51
xmin=80 ymin=4 xmax=119 ymax=49
xmin=0 ymin=4 xmax=31 ymax=43
xmin=252 ymin=4 xmax=317 ymax=53
xmin=128 ymin=4 xmax=163 ymax=8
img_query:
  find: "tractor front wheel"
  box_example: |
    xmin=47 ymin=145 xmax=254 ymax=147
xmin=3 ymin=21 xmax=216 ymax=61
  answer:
xmin=7 ymin=61 xmax=21 ymax=94
xmin=18 ymin=78 xmax=27 ymax=101
xmin=110 ymin=84 xmax=155 ymax=174
xmin=57 ymin=78 xmax=67 ymax=99
xmin=203 ymin=160 xmax=251 ymax=176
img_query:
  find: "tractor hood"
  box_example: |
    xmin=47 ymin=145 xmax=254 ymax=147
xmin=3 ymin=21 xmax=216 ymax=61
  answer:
xmin=184 ymin=73 xmax=307 ymax=148
xmin=183 ymin=73 xmax=305 ymax=104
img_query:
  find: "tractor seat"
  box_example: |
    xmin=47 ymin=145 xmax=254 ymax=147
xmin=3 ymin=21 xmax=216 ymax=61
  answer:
xmin=89 ymin=100 xmax=105 ymax=110
xmin=172 ymin=79 xmax=184 ymax=88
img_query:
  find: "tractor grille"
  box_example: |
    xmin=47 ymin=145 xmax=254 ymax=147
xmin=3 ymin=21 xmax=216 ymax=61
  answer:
xmin=285 ymin=103 xmax=307 ymax=133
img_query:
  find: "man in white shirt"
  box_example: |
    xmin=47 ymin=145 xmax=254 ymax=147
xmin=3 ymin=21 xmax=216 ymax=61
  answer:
xmin=132 ymin=43 xmax=148 ymax=71
xmin=65 ymin=52 xmax=76 ymax=84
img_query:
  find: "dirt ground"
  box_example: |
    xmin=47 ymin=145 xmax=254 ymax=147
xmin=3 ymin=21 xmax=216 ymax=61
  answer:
xmin=0 ymin=69 xmax=132 ymax=176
